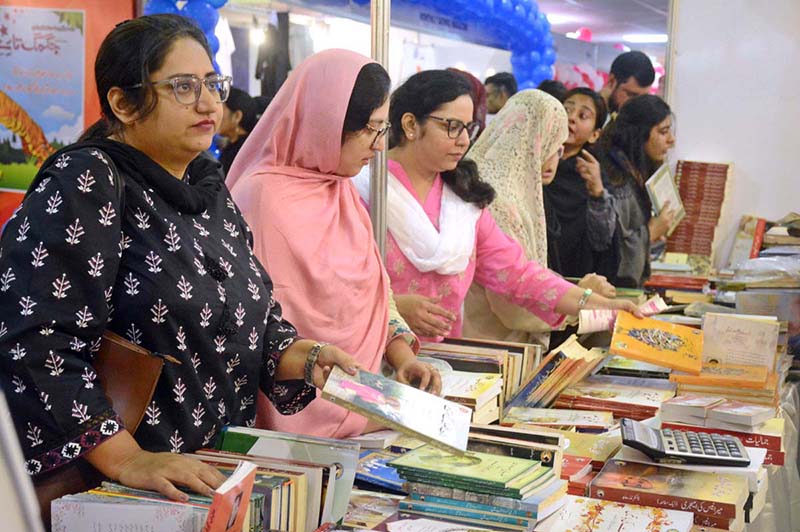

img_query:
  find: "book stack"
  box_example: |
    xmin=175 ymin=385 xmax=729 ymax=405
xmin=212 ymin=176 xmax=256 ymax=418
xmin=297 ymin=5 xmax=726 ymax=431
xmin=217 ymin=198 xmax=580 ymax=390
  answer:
xmin=559 ymin=455 xmax=593 ymax=496
xmin=52 ymin=461 xmax=258 ymax=532
xmin=437 ymin=366 xmax=503 ymax=424
xmin=597 ymin=355 xmax=672 ymax=379
xmin=519 ymin=427 xmax=622 ymax=472
xmin=501 ymin=407 xmax=614 ymax=433
xmin=589 ymin=459 xmax=749 ymax=531
xmin=660 ymin=394 xmax=726 ymax=426
xmin=215 ymin=426 xmax=362 ymax=530
xmin=553 ymin=375 xmax=676 ymax=421
xmin=505 ymin=335 xmax=607 ymax=410
xmin=669 ymin=364 xmax=780 ymax=407
xmin=391 ymin=444 xmax=567 ymax=530
xmin=666 ymin=160 xmax=731 ymax=260
xmin=535 ymin=494 xmax=695 ymax=532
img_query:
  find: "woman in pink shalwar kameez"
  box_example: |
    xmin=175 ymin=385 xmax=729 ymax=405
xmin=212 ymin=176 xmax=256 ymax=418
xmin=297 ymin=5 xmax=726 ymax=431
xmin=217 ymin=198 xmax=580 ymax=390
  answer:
xmin=355 ymin=70 xmax=638 ymax=343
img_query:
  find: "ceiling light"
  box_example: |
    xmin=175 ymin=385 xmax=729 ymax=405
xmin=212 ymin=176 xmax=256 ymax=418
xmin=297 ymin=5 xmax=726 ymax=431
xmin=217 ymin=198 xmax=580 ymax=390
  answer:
xmin=622 ymin=33 xmax=668 ymax=44
xmin=565 ymin=31 xmax=579 ymax=39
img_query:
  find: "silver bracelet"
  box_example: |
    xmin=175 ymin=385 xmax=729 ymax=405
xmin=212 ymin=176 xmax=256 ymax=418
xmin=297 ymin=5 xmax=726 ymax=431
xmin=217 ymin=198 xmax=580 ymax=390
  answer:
xmin=304 ymin=342 xmax=329 ymax=387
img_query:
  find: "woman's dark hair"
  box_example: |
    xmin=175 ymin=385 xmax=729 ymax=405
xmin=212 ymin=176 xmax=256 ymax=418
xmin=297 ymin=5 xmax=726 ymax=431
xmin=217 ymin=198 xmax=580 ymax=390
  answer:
xmin=389 ymin=70 xmax=495 ymax=208
xmin=599 ymin=94 xmax=671 ymax=186
xmin=342 ymin=62 xmax=391 ymax=139
xmin=80 ymin=15 xmax=211 ymax=140
xmin=565 ymin=87 xmax=608 ymax=130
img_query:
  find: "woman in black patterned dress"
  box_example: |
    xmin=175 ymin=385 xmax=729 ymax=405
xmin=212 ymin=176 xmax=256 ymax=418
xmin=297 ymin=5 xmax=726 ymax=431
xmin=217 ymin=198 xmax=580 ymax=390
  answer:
xmin=0 ymin=14 xmax=358 ymax=503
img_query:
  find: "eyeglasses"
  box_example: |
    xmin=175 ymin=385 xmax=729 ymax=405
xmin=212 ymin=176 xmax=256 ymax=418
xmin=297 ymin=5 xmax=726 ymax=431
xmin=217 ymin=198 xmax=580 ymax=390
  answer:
xmin=127 ymin=74 xmax=232 ymax=105
xmin=426 ymin=115 xmax=480 ymax=142
xmin=365 ymin=120 xmax=391 ymax=149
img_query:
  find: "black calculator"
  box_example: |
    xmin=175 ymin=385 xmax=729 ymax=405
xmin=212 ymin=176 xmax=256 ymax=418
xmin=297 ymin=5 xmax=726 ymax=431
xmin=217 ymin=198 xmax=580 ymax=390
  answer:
xmin=621 ymin=418 xmax=750 ymax=467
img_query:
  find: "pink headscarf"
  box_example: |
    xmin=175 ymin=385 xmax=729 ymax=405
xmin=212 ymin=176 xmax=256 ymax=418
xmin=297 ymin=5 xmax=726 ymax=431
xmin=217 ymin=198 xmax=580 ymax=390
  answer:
xmin=226 ymin=49 xmax=389 ymax=439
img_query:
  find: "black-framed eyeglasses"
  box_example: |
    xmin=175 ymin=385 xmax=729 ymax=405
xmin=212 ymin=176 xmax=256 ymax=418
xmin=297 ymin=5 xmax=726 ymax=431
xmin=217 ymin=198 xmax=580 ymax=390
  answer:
xmin=426 ymin=115 xmax=480 ymax=142
xmin=127 ymin=74 xmax=232 ymax=105
xmin=365 ymin=120 xmax=391 ymax=149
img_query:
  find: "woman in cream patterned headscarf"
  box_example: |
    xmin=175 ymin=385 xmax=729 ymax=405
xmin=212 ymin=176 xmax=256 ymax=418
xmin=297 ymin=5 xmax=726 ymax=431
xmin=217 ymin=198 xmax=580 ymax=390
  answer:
xmin=463 ymin=89 xmax=613 ymax=344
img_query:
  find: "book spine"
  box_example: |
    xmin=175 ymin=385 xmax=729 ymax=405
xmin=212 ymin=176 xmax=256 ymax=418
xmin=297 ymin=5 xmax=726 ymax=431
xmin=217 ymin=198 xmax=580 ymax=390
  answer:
xmin=588 ymin=484 xmax=738 ymax=520
xmin=409 ymin=493 xmax=535 ymax=518
xmin=398 ymin=500 xmax=534 ymax=527
xmin=750 ymin=218 xmax=767 ymax=258
xmin=397 ymin=472 xmax=523 ymax=499
xmin=693 ymin=512 xmax=736 ymax=530
xmin=660 ymin=422 xmax=782 ymax=451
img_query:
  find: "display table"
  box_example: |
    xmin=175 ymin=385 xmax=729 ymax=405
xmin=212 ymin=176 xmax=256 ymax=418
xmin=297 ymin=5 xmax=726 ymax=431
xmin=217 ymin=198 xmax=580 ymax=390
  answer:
xmin=746 ymin=382 xmax=800 ymax=532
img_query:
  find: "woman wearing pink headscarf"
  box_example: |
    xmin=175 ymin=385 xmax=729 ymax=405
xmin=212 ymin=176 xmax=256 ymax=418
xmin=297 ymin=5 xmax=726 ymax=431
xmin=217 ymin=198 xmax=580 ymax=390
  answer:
xmin=226 ymin=49 xmax=439 ymax=439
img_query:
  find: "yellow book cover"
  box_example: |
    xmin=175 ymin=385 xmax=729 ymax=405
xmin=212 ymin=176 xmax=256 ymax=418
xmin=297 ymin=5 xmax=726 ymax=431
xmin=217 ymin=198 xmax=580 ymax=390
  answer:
xmin=669 ymin=363 xmax=769 ymax=389
xmin=610 ymin=312 xmax=703 ymax=375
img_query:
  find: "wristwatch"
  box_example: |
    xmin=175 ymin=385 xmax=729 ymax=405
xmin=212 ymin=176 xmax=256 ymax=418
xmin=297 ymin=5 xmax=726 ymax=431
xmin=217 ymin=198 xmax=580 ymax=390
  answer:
xmin=578 ymin=288 xmax=593 ymax=309
xmin=304 ymin=342 xmax=329 ymax=387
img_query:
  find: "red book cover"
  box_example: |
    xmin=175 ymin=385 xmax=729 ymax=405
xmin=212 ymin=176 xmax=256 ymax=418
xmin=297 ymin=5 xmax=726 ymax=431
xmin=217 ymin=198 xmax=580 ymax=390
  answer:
xmin=560 ymin=454 xmax=592 ymax=481
xmin=750 ymin=218 xmax=767 ymax=258
xmin=661 ymin=422 xmax=783 ymax=451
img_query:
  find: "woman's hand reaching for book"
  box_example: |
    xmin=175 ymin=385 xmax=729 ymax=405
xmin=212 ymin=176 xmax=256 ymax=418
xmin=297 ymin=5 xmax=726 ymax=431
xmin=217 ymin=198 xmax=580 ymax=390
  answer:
xmin=395 ymin=294 xmax=456 ymax=338
xmin=578 ymin=273 xmax=616 ymax=298
xmin=394 ymin=357 xmax=442 ymax=396
xmin=85 ymin=430 xmax=226 ymax=502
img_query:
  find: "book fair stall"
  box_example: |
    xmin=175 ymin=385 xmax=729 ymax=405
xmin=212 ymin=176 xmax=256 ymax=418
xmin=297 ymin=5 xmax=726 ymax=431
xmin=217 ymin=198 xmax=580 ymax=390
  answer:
xmin=0 ymin=0 xmax=798 ymax=531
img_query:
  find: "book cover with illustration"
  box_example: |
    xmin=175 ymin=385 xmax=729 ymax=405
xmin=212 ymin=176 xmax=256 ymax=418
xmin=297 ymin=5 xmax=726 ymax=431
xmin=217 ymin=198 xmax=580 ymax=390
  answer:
xmin=322 ymin=366 xmax=472 ymax=455
xmin=342 ymin=489 xmax=404 ymax=530
xmin=535 ymin=495 xmax=694 ymax=532
xmin=502 ymin=407 xmax=613 ymax=431
xmin=589 ymin=460 xmax=748 ymax=520
xmin=555 ymin=375 xmax=676 ymax=411
xmin=610 ymin=312 xmax=704 ymax=374
xmin=356 ymin=450 xmax=406 ymax=492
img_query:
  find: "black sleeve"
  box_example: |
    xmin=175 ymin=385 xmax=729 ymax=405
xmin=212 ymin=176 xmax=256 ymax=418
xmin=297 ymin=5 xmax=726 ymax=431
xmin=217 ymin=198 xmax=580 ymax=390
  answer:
xmin=0 ymin=148 xmax=125 ymax=476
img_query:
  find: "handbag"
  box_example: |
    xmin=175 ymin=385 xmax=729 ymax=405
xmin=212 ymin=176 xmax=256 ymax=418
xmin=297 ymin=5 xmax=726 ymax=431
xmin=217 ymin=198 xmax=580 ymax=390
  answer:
xmin=33 ymin=330 xmax=179 ymax=528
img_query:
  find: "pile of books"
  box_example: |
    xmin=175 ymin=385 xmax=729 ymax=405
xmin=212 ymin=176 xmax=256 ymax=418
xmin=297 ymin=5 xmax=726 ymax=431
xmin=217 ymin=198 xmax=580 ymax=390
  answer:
xmin=669 ymin=364 xmax=780 ymax=406
xmin=390 ymin=444 xmax=566 ymax=530
xmin=52 ymin=460 xmax=260 ymax=532
xmin=504 ymin=335 xmax=607 ymax=411
xmin=552 ymin=375 xmax=676 ymax=421
xmin=589 ymin=459 xmax=750 ymax=531
xmin=501 ymin=407 xmax=614 ymax=433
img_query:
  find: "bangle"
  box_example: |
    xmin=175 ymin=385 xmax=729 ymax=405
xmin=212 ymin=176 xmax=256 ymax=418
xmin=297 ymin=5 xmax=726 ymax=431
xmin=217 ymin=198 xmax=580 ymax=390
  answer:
xmin=304 ymin=342 xmax=329 ymax=387
xmin=578 ymin=288 xmax=593 ymax=309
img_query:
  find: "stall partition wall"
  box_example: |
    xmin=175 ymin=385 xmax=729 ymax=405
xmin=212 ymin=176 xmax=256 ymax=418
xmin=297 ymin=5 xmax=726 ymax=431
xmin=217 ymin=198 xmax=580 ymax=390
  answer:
xmin=667 ymin=0 xmax=800 ymax=268
xmin=2 ymin=0 xmax=136 ymax=128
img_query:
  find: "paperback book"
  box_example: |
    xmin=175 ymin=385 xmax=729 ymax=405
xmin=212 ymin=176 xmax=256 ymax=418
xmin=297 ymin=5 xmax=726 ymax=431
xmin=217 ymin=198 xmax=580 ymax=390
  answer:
xmin=609 ymin=312 xmax=704 ymax=374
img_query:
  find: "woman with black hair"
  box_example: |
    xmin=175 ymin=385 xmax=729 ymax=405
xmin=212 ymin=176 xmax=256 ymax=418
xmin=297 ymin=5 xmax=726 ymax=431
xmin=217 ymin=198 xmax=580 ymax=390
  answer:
xmin=597 ymin=94 xmax=676 ymax=287
xmin=0 ymin=15 xmax=360 ymax=503
xmin=226 ymin=49 xmax=440 ymax=441
xmin=217 ymin=87 xmax=264 ymax=174
xmin=354 ymin=70 xmax=639 ymax=341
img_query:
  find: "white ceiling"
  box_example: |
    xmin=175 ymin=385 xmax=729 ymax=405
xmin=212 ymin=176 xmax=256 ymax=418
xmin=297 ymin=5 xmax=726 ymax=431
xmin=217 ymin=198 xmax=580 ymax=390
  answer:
xmin=537 ymin=0 xmax=669 ymax=44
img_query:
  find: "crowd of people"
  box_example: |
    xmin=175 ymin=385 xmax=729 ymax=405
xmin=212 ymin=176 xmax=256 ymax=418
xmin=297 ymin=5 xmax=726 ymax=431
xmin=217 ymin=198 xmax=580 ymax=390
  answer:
xmin=0 ymin=14 xmax=674 ymax=504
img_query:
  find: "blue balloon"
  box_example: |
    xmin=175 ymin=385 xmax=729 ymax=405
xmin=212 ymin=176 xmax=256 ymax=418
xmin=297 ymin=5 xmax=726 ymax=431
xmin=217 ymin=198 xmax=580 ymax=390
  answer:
xmin=513 ymin=4 xmax=527 ymax=20
xmin=543 ymin=32 xmax=554 ymax=47
xmin=144 ymin=0 xmax=179 ymax=15
xmin=206 ymin=33 xmax=220 ymax=55
xmin=206 ymin=0 xmax=227 ymax=7
xmin=499 ymin=0 xmax=513 ymax=14
xmin=183 ymin=1 xmax=219 ymax=33
xmin=511 ymin=51 xmax=531 ymax=69
xmin=519 ymin=80 xmax=537 ymax=90
xmin=528 ymin=50 xmax=541 ymax=65
xmin=484 ymin=0 xmax=495 ymax=10
xmin=533 ymin=63 xmax=552 ymax=81
xmin=542 ymin=47 xmax=556 ymax=66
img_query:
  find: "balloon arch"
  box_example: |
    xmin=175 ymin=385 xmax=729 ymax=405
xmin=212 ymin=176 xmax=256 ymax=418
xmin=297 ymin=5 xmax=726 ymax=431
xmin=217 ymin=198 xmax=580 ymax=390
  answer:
xmin=143 ymin=0 xmax=556 ymax=88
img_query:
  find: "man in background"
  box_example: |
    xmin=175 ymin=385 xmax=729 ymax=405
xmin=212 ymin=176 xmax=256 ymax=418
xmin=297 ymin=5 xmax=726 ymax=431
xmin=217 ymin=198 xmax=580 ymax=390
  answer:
xmin=600 ymin=51 xmax=655 ymax=115
xmin=485 ymin=72 xmax=518 ymax=114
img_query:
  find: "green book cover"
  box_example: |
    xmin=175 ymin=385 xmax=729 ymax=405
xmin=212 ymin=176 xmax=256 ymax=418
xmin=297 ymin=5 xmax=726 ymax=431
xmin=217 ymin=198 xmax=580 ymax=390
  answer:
xmin=389 ymin=445 xmax=537 ymax=488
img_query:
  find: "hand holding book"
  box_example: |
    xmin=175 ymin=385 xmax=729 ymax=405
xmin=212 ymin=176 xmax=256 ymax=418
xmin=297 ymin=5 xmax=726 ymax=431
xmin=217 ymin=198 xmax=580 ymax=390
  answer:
xmin=649 ymin=200 xmax=678 ymax=242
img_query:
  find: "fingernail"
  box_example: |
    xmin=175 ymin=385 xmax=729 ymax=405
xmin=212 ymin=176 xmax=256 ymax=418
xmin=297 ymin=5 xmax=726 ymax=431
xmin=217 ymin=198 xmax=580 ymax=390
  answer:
xmin=181 ymin=494 xmax=189 ymax=502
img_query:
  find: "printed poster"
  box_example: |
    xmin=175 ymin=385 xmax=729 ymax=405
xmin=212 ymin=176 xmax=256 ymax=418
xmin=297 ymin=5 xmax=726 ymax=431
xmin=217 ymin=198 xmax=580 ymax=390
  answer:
xmin=0 ymin=6 xmax=84 ymax=223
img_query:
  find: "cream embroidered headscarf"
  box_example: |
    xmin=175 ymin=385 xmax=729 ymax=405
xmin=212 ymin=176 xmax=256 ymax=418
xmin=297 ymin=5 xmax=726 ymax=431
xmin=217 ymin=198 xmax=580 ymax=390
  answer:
xmin=463 ymin=90 xmax=569 ymax=342
xmin=469 ymin=89 xmax=568 ymax=264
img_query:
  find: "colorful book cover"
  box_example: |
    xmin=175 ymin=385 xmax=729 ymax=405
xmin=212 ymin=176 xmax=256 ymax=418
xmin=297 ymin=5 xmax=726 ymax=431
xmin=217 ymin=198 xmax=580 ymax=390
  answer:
xmin=202 ymin=461 xmax=257 ymax=532
xmin=535 ymin=495 xmax=694 ymax=532
xmin=398 ymin=498 xmax=535 ymax=528
xmin=389 ymin=445 xmax=538 ymax=487
xmin=342 ymin=489 xmax=404 ymax=530
xmin=502 ymin=407 xmax=613 ymax=430
xmin=560 ymin=455 xmax=593 ymax=482
xmin=357 ymin=450 xmax=406 ymax=492
xmin=322 ymin=366 xmax=472 ymax=455
xmin=669 ymin=364 xmax=769 ymax=389
xmin=610 ymin=312 xmax=703 ymax=374
xmin=556 ymin=375 xmax=676 ymax=410
xmin=589 ymin=460 xmax=748 ymax=520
